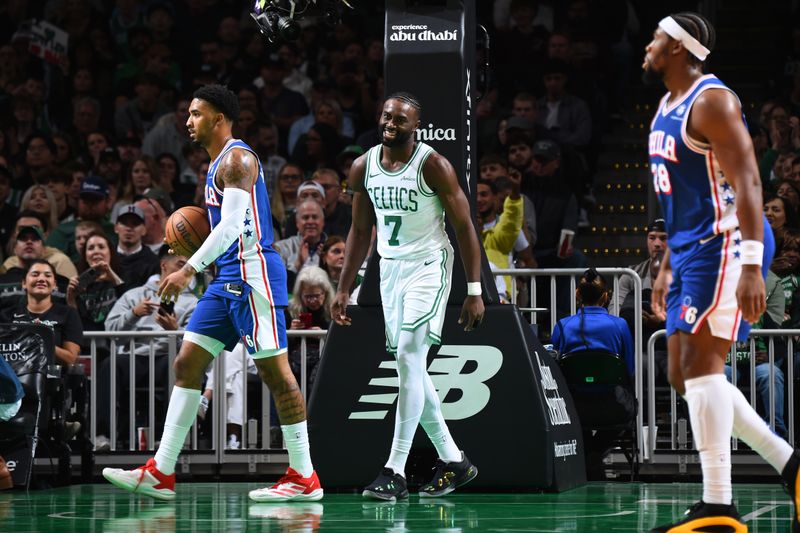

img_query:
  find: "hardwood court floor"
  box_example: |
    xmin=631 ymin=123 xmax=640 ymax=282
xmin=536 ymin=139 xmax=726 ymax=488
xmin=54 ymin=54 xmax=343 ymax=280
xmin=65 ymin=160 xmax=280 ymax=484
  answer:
xmin=0 ymin=481 xmax=795 ymax=532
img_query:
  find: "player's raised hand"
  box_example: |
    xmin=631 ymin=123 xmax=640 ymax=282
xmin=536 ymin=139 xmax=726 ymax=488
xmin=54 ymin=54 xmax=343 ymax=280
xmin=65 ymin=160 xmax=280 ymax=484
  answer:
xmin=737 ymin=266 xmax=766 ymax=324
xmin=459 ymin=295 xmax=485 ymax=332
xmin=331 ymin=291 xmax=351 ymax=326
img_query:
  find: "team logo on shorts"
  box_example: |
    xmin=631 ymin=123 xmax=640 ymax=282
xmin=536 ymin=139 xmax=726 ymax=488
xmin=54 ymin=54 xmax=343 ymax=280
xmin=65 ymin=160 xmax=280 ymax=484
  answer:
xmin=680 ymin=296 xmax=698 ymax=325
xmin=240 ymin=330 xmax=255 ymax=348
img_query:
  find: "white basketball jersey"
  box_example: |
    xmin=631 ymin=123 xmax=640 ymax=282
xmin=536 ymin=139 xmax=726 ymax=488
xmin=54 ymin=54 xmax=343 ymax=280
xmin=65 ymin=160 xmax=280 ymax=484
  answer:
xmin=364 ymin=142 xmax=450 ymax=260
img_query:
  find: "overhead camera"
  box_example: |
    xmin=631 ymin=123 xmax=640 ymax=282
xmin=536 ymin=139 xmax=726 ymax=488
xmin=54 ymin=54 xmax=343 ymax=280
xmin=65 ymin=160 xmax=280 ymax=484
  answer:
xmin=251 ymin=0 xmax=353 ymax=44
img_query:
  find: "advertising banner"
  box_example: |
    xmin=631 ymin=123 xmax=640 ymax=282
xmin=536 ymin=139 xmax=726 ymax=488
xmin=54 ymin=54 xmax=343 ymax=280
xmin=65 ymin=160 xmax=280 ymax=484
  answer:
xmin=309 ymin=306 xmax=586 ymax=490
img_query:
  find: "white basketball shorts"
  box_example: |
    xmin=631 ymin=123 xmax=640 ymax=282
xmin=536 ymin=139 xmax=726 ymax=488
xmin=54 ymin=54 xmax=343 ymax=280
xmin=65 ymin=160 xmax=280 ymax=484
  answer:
xmin=379 ymin=245 xmax=454 ymax=352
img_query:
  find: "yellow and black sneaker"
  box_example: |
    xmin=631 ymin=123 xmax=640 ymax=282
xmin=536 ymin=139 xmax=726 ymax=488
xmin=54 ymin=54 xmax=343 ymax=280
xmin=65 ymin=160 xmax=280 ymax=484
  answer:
xmin=418 ymin=452 xmax=478 ymax=498
xmin=781 ymin=451 xmax=800 ymax=532
xmin=649 ymin=500 xmax=747 ymax=532
xmin=362 ymin=468 xmax=409 ymax=502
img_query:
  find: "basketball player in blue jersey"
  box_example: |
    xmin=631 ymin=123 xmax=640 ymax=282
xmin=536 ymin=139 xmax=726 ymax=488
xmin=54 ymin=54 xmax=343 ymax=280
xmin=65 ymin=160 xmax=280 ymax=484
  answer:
xmin=331 ymin=93 xmax=484 ymax=501
xmin=644 ymin=13 xmax=800 ymax=532
xmin=103 ymin=85 xmax=322 ymax=502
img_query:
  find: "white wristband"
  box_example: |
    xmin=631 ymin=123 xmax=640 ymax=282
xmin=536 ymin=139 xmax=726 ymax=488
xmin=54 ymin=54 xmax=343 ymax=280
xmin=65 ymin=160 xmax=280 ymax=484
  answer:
xmin=740 ymin=240 xmax=764 ymax=266
xmin=467 ymin=282 xmax=482 ymax=296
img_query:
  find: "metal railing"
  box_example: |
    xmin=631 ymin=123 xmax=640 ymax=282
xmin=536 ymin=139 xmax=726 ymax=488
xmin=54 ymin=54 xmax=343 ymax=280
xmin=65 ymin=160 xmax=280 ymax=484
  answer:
xmin=497 ymin=267 xmax=645 ymax=461
xmin=84 ymin=268 xmax=646 ymax=463
xmin=645 ymin=328 xmax=798 ymax=460
xmin=84 ymin=329 xmax=326 ymax=462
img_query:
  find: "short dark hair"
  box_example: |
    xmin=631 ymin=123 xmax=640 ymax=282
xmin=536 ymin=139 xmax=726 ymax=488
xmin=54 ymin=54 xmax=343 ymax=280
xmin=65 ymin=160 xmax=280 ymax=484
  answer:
xmin=17 ymin=209 xmax=49 ymax=232
xmin=25 ymin=259 xmax=55 ymax=277
xmin=25 ymin=132 xmax=57 ymax=155
xmin=46 ymin=169 xmax=73 ymax=186
xmin=493 ymin=175 xmax=512 ymax=193
xmin=193 ymin=84 xmax=240 ymax=122
xmin=479 ymin=153 xmax=508 ymax=168
xmin=386 ymin=91 xmax=422 ymax=116
xmin=507 ymin=133 xmax=532 ymax=149
xmin=513 ymin=91 xmax=536 ymax=104
xmin=159 ymin=243 xmax=174 ymax=260
xmin=477 ymin=178 xmax=497 ymax=194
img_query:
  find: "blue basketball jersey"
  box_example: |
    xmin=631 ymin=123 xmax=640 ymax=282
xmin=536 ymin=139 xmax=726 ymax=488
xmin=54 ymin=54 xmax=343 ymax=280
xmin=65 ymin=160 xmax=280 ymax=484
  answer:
xmin=204 ymin=139 xmax=288 ymax=306
xmin=649 ymin=74 xmax=742 ymax=250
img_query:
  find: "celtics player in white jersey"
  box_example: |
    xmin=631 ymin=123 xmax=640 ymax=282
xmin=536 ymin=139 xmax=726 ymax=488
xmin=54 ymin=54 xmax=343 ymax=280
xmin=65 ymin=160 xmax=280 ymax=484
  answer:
xmin=332 ymin=93 xmax=485 ymax=500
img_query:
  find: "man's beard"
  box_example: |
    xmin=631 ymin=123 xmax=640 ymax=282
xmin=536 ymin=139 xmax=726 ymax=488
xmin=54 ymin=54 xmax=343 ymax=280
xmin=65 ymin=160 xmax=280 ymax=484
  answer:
xmin=642 ymin=63 xmax=664 ymax=86
xmin=380 ymin=125 xmax=413 ymax=147
xmin=477 ymin=207 xmax=494 ymax=223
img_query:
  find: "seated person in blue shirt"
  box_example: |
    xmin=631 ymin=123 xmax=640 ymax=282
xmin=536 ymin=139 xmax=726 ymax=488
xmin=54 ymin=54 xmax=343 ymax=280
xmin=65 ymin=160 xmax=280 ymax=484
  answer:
xmin=551 ymin=268 xmax=635 ymax=376
xmin=552 ymin=268 xmax=636 ymax=479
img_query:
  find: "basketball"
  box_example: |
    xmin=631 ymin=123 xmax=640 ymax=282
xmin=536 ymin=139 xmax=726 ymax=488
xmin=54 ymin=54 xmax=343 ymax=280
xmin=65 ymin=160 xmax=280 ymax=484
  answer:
xmin=165 ymin=206 xmax=210 ymax=258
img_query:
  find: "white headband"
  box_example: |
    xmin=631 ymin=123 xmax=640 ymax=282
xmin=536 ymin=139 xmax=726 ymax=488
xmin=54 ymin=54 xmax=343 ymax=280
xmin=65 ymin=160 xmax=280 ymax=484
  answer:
xmin=658 ymin=16 xmax=710 ymax=61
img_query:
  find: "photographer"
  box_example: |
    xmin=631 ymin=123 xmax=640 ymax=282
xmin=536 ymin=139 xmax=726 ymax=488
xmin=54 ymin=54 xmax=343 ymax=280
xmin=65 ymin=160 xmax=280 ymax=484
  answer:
xmin=94 ymin=246 xmax=197 ymax=451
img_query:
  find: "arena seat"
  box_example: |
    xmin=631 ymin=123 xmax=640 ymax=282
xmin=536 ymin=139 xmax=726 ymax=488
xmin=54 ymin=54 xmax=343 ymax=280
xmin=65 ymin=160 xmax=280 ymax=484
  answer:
xmin=558 ymin=350 xmax=639 ymax=480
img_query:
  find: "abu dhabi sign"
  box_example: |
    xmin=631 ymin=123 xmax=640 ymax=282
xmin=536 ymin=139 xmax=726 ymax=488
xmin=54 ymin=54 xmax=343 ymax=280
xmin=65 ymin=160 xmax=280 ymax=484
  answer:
xmin=389 ymin=24 xmax=458 ymax=42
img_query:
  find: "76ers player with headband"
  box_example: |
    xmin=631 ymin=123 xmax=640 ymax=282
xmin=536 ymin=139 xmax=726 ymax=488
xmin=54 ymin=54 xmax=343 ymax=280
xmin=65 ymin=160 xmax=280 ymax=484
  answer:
xmin=646 ymin=12 xmax=800 ymax=532
xmin=103 ymin=85 xmax=322 ymax=502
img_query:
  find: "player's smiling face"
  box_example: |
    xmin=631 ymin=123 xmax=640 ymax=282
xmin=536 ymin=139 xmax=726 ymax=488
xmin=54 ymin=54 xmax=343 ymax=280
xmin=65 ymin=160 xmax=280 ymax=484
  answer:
xmin=186 ymin=98 xmax=218 ymax=147
xmin=379 ymin=99 xmax=419 ymax=148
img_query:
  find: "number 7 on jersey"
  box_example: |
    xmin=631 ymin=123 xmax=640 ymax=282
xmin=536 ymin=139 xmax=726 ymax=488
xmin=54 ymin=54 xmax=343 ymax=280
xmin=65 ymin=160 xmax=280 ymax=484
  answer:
xmin=384 ymin=215 xmax=402 ymax=246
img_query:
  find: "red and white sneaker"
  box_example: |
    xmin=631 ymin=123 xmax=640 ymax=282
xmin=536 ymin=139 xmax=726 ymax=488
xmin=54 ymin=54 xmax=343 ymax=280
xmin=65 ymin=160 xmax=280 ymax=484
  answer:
xmin=249 ymin=468 xmax=324 ymax=502
xmin=103 ymin=458 xmax=176 ymax=501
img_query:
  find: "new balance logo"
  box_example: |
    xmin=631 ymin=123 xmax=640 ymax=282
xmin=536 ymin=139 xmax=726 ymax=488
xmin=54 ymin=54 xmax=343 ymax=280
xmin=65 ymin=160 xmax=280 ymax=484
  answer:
xmin=348 ymin=345 xmax=503 ymax=420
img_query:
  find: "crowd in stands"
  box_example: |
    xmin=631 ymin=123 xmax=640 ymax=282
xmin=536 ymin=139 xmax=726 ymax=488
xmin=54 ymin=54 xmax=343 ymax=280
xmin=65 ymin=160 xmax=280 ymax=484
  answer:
xmin=1 ymin=0 xmax=800 ymax=458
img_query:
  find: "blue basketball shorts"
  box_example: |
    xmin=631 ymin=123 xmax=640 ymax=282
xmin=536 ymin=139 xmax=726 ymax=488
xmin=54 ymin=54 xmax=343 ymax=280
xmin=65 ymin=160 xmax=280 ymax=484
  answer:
xmin=185 ymin=281 xmax=287 ymax=358
xmin=666 ymin=227 xmax=774 ymax=342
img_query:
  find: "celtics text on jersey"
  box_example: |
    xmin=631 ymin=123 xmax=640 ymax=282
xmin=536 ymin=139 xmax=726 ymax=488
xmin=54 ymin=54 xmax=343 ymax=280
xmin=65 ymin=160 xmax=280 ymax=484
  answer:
xmin=364 ymin=142 xmax=451 ymax=260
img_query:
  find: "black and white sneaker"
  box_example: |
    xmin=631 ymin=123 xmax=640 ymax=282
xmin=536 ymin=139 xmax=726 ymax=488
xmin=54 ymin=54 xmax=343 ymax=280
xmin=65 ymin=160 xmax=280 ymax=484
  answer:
xmin=418 ymin=452 xmax=478 ymax=498
xmin=649 ymin=500 xmax=746 ymax=532
xmin=362 ymin=468 xmax=409 ymax=501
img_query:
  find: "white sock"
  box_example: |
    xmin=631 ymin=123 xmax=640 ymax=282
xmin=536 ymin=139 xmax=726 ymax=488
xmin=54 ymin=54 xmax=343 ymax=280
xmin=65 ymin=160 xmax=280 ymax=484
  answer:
xmin=155 ymin=386 xmax=201 ymax=475
xmin=420 ymin=373 xmax=462 ymax=463
xmin=385 ymin=327 xmax=429 ymax=477
xmin=727 ymin=381 xmax=793 ymax=472
xmin=386 ymin=438 xmax=412 ymax=478
xmin=281 ymin=421 xmax=314 ymax=478
xmin=684 ymin=374 xmax=733 ymax=505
